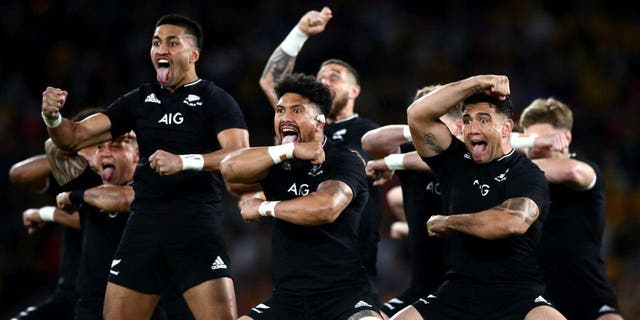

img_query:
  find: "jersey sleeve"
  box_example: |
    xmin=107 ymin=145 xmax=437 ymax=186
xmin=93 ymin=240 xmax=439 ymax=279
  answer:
xmin=104 ymin=89 xmax=138 ymax=138
xmin=208 ymin=89 xmax=247 ymax=134
xmin=506 ymin=161 xmax=550 ymax=215
xmin=324 ymin=149 xmax=368 ymax=200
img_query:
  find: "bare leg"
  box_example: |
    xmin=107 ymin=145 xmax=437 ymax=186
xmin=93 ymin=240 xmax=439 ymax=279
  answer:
xmin=103 ymin=282 xmax=160 ymax=320
xmin=524 ymin=305 xmax=566 ymax=320
xmin=390 ymin=306 xmax=424 ymax=320
xmin=183 ymin=277 xmax=237 ymax=320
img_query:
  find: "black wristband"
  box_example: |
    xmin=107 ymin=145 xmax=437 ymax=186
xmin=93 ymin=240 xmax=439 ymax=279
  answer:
xmin=69 ymin=189 xmax=85 ymax=205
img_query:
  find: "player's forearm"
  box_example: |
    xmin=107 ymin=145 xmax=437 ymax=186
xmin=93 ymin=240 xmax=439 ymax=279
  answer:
xmin=361 ymin=125 xmax=408 ymax=159
xmin=532 ymin=158 xmax=596 ymax=189
xmin=271 ymin=191 xmax=345 ymax=226
xmin=220 ymin=148 xmax=274 ymax=183
xmin=83 ymin=185 xmax=134 ymax=212
xmin=447 ymin=197 xmax=539 ymax=240
xmin=402 ymin=151 xmax=431 ymax=171
xmin=9 ymin=155 xmax=50 ymax=192
xmin=54 ymin=209 xmax=81 ymax=229
xmin=47 ymin=118 xmax=86 ymax=151
xmin=259 ymin=47 xmax=297 ymax=108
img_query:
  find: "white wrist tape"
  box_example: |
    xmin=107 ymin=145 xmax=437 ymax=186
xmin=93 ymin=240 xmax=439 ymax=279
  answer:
xmin=402 ymin=125 xmax=413 ymax=142
xmin=384 ymin=153 xmax=406 ymax=171
xmin=41 ymin=112 xmax=62 ymax=128
xmin=268 ymin=143 xmax=295 ymax=164
xmin=258 ymin=201 xmax=279 ymax=218
xmin=39 ymin=206 xmax=56 ymax=222
xmin=280 ymin=26 xmax=309 ymax=56
xmin=180 ymin=154 xmax=204 ymax=171
xmin=510 ymin=133 xmax=538 ymax=149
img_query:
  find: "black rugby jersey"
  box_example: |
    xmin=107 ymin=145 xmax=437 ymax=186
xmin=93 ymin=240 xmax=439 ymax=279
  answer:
xmin=325 ymin=114 xmax=383 ymax=276
xmin=46 ymin=168 xmax=102 ymax=294
xmin=422 ymin=137 xmax=549 ymax=286
xmin=261 ymin=139 xmax=370 ymax=293
xmin=397 ymin=143 xmax=445 ymax=294
xmin=104 ymin=80 xmax=247 ymax=214
xmin=75 ymin=183 xmax=131 ymax=305
xmin=538 ymin=157 xmax=618 ymax=310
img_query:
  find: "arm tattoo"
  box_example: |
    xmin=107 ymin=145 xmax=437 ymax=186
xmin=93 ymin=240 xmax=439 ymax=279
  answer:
xmin=495 ymin=197 xmax=539 ymax=225
xmin=46 ymin=141 xmax=88 ymax=186
xmin=260 ymin=48 xmax=296 ymax=82
xmin=422 ymin=132 xmax=444 ymax=154
xmin=346 ymin=309 xmax=381 ymax=320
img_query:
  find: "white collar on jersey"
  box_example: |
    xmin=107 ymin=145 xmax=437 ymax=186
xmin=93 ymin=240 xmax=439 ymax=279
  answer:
xmin=497 ymin=147 xmax=516 ymax=161
xmin=332 ymin=113 xmax=359 ymax=124
xmin=161 ymin=78 xmax=202 ymax=90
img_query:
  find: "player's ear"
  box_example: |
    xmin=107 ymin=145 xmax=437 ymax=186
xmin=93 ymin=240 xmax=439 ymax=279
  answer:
xmin=564 ymin=130 xmax=572 ymax=145
xmin=502 ymin=118 xmax=514 ymax=137
xmin=189 ymin=48 xmax=200 ymax=64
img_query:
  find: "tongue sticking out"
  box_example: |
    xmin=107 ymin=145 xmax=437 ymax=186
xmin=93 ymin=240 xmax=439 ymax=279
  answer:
xmin=157 ymin=67 xmax=170 ymax=84
xmin=101 ymin=167 xmax=115 ymax=183
xmin=472 ymin=143 xmax=487 ymax=161
xmin=281 ymin=135 xmax=298 ymax=144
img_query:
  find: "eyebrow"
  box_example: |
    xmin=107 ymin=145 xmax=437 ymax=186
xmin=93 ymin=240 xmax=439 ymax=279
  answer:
xmin=463 ymin=112 xmax=492 ymax=117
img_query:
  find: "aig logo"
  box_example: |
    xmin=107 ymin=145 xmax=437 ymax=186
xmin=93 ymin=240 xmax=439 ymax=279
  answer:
xmin=158 ymin=112 xmax=183 ymax=125
xmin=287 ymin=183 xmax=309 ymax=196
xmin=473 ymin=179 xmax=490 ymax=196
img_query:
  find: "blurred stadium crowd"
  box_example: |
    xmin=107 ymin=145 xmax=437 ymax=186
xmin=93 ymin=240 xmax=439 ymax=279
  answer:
xmin=1 ymin=0 xmax=638 ymax=318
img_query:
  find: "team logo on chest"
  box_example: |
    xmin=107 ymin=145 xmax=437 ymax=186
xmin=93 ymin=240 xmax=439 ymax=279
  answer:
xmin=158 ymin=112 xmax=184 ymax=125
xmin=494 ymin=168 xmax=509 ymax=182
xmin=144 ymin=93 xmax=161 ymax=104
xmin=183 ymin=94 xmax=203 ymax=107
xmin=332 ymin=128 xmax=347 ymax=141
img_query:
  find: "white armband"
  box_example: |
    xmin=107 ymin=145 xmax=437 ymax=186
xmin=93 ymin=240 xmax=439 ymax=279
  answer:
xmin=41 ymin=112 xmax=62 ymax=128
xmin=510 ymin=133 xmax=538 ymax=149
xmin=258 ymin=201 xmax=279 ymax=218
xmin=39 ymin=206 xmax=56 ymax=222
xmin=180 ymin=154 xmax=204 ymax=171
xmin=280 ymin=26 xmax=308 ymax=56
xmin=402 ymin=125 xmax=413 ymax=142
xmin=267 ymin=143 xmax=295 ymax=164
xmin=384 ymin=153 xmax=406 ymax=171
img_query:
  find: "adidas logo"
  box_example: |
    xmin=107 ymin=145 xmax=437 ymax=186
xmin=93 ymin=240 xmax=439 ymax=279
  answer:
xmin=211 ymin=256 xmax=227 ymax=270
xmin=534 ymin=295 xmax=550 ymax=305
xmin=354 ymin=300 xmax=372 ymax=309
xmin=145 ymin=93 xmax=161 ymax=104
xmin=251 ymin=303 xmax=270 ymax=314
xmin=599 ymin=305 xmax=615 ymax=313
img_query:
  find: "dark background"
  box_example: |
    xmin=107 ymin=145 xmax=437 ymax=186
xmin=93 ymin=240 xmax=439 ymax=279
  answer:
xmin=1 ymin=0 xmax=639 ymax=318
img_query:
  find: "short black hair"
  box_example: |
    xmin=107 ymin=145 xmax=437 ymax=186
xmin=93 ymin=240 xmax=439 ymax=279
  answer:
xmin=460 ymin=93 xmax=512 ymax=118
xmin=275 ymin=73 xmax=332 ymax=116
xmin=321 ymin=59 xmax=360 ymax=85
xmin=155 ymin=13 xmax=203 ymax=49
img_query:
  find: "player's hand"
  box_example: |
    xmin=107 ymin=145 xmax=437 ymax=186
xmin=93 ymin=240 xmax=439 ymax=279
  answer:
xmin=366 ymin=159 xmax=394 ymax=186
xmin=427 ymin=215 xmax=451 ymax=237
xmin=534 ymin=132 xmax=569 ymax=152
xmin=56 ymin=191 xmax=77 ymax=212
xmin=149 ymin=150 xmax=182 ymax=176
xmin=238 ymin=197 xmax=263 ymax=222
xmin=474 ymin=75 xmax=510 ymax=100
xmin=293 ymin=142 xmax=325 ymax=165
xmin=23 ymin=208 xmax=46 ymax=235
xmin=237 ymin=191 xmax=265 ymax=209
xmin=390 ymin=221 xmax=409 ymax=239
xmin=298 ymin=6 xmax=333 ymax=36
xmin=41 ymin=86 xmax=68 ymax=118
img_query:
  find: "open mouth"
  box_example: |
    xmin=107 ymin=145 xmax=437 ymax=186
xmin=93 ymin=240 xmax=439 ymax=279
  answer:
xmin=471 ymin=140 xmax=488 ymax=160
xmin=156 ymin=58 xmax=171 ymax=84
xmin=280 ymin=127 xmax=299 ymax=144
xmin=101 ymin=163 xmax=115 ymax=182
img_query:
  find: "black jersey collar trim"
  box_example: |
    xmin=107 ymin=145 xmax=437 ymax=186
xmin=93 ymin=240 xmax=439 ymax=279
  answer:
xmin=497 ymin=148 xmax=516 ymax=161
xmin=333 ymin=113 xmax=359 ymax=124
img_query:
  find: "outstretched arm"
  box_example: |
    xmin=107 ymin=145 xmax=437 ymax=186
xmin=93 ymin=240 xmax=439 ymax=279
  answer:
xmin=365 ymin=151 xmax=431 ymax=186
xmin=361 ymin=124 xmax=411 ymax=159
xmin=9 ymin=155 xmax=50 ymax=193
xmin=259 ymin=7 xmax=333 ymax=108
xmin=42 ymin=87 xmax=113 ymax=151
xmin=427 ymin=197 xmax=539 ymax=240
xmin=407 ymin=75 xmax=510 ymax=158
xmin=239 ymin=179 xmax=353 ymax=226
xmin=23 ymin=207 xmax=80 ymax=234
xmin=533 ymin=158 xmax=596 ymax=190
xmin=57 ymin=185 xmax=135 ymax=213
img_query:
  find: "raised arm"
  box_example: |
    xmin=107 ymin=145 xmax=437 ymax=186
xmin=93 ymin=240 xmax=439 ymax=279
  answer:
xmin=532 ymin=158 xmax=596 ymax=190
xmin=42 ymin=87 xmax=113 ymax=151
xmin=57 ymin=185 xmax=135 ymax=213
xmin=361 ymin=124 xmax=411 ymax=159
xmin=9 ymin=154 xmax=50 ymax=193
xmin=221 ymin=141 xmax=325 ymax=184
xmin=259 ymin=7 xmax=333 ymax=108
xmin=427 ymin=197 xmax=540 ymax=240
xmin=239 ymin=179 xmax=353 ymax=226
xmin=407 ymin=75 xmax=510 ymax=158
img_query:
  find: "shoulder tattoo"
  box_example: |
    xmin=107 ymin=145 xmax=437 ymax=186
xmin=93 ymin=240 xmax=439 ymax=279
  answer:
xmin=495 ymin=197 xmax=539 ymax=225
xmin=422 ymin=132 xmax=444 ymax=154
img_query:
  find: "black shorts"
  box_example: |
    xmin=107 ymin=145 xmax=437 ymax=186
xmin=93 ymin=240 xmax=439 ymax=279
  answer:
xmin=245 ymin=285 xmax=380 ymax=320
xmin=413 ymin=281 xmax=554 ymax=320
xmin=107 ymin=211 xmax=232 ymax=294
xmin=380 ymin=287 xmax=428 ymax=317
